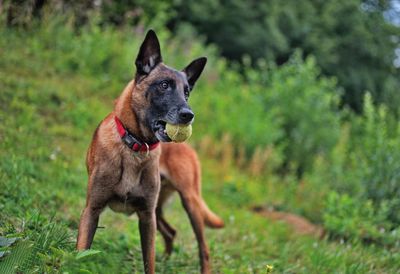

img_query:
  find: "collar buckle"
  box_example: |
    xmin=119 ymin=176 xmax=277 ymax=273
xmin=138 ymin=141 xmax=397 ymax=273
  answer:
xmin=122 ymin=133 xmax=139 ymax=149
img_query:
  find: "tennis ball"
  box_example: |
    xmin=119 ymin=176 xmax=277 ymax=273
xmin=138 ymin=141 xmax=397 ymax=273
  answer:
xmin=166 ymin=123 xmax=192 ymax=142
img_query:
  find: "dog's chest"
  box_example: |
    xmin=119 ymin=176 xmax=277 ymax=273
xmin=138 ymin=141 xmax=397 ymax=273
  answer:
xmin=118 ymin=154 xmax=143 ymax=191
xmin=108 ymin=151 xmax=152 ymax=214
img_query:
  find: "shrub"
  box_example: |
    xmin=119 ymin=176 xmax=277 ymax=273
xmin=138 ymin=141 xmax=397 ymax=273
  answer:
xmin=262 ymin=54 xmax=342 ymax=175
xmin=315 ymin=94 xmax=400 ymax=243
xmin=323 ymin=191 xmax=400 ymax=245
xmin=350 ymin=94 xmax=400 ymax=224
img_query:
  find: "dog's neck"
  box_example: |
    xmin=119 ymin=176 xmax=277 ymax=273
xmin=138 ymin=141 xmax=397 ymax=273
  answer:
xmin=114 ymin=80 xmax=157 ymax=144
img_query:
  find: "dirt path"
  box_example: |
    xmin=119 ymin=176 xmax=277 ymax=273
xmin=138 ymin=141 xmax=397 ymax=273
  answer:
xmin=252 ymin=206 xmax=324 ymax=238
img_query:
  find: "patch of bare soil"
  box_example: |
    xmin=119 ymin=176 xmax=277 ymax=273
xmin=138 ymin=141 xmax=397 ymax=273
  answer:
xmin=252 ymin=206 xmax=325 ymax=238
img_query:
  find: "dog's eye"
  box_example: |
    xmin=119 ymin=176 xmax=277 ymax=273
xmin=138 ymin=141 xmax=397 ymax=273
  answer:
xmin=159 ymin=80 xmax=169 ymax=90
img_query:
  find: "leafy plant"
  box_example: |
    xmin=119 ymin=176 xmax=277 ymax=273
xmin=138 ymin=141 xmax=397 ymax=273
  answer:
xmin=323 ymin=191 xmax=400 ymax=245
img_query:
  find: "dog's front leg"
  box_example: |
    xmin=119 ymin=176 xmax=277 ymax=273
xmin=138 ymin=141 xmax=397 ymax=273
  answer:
xmin=77 ymin=169 xmax=116 ymax=250
xmin=77 ymin=192 xmax=110 ymax=250
xmin=137 ymin=166 xmax=160 ymax=274
xmin=76 ymin=205 xmax=103 ymax=250
xmin=138 ymin=209 xmax=157 ymax=274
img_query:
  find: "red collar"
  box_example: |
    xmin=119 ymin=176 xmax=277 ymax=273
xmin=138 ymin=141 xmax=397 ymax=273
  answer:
xmin=114 ymin=116 xmax=160 ymax=153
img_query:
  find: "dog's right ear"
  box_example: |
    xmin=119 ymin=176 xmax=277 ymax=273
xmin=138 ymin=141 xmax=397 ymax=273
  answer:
xmin=135 ymin=30 xmax=162 ymax=78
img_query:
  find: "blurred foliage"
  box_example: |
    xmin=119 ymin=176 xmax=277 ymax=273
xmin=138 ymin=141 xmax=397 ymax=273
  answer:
xmin=2 ymin=0 xmax=400 ymax=114
xmin=193 ymin=53 xmax=342 ymax=175
xmin=169 ymin=0 xmax=400 ymax=113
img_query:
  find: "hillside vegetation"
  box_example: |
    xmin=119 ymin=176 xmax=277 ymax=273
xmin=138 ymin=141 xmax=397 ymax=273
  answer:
xmin=1 ymin=17 xmax=400 ymax=273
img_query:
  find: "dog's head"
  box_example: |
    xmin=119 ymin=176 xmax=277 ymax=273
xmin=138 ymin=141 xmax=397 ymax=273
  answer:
xmin=131 ymin=30 xmax=206 ymax=142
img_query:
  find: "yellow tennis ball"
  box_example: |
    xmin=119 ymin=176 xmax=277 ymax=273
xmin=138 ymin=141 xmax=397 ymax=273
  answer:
xmin=166 ymin=123 xmax=192 ymax=142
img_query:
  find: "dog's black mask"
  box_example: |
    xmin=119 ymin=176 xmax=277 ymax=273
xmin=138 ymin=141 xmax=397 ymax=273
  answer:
xmin=133 ymin=30 xmax=207 ymax=142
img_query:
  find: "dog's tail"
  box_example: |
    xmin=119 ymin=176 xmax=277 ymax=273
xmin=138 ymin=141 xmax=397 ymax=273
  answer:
xmin=200 ymin=199 xmax=224 ymax=228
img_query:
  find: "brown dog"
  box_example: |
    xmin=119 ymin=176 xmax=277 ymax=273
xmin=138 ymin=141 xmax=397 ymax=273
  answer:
xmin=76 ymin=30 xmax=223 ymax=274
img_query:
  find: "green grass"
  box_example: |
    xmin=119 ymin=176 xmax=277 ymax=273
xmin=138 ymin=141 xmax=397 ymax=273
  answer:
xmin=1 ymin=25 xmax=399 ymax=273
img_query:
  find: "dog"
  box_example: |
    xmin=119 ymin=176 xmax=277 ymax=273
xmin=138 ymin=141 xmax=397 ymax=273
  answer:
xmin=76 ymin=29 xmax=224 ymax=274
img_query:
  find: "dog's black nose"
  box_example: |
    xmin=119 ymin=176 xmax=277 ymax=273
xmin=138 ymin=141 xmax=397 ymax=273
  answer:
xmin=178 ymin=108 xmax=194 ymax=124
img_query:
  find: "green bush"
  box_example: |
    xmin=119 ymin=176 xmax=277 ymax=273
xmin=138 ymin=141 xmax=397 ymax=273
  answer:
xmin=261 ymin=54 xmax=342 ymax=174
xmin=350 ymin=94 xmax=400 ymax=224
xmin=323 ymin=192 xmax=400 ymax=245
xmin=325 ymin=94 xmax=400 ymax=225
xmin=309 ymin=94 xmax=400 ymax=243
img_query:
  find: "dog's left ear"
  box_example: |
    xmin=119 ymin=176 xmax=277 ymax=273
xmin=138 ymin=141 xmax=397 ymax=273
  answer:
xmin=135 ymin=29 xmax=162 ymax=77
xmin=183 ymin=57 xmax=207 ymax=89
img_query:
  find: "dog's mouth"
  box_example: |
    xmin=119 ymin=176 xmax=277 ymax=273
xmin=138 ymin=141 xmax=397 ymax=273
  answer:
xmin=153 ymin=120 xmax=172 ymax=142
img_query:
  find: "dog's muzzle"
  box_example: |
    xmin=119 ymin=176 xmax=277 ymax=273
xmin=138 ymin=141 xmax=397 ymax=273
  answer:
xmin=153 ymin=120 xmax=171 ymax=142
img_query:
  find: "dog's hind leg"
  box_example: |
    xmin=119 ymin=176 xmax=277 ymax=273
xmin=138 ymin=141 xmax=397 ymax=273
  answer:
xmin=179 ymin=193 xmax=211 ymax=274
xmin=156 ymin=183 xmax=177 ymax=255
xmin=156 ymin=207 xmax=176 ymax=255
